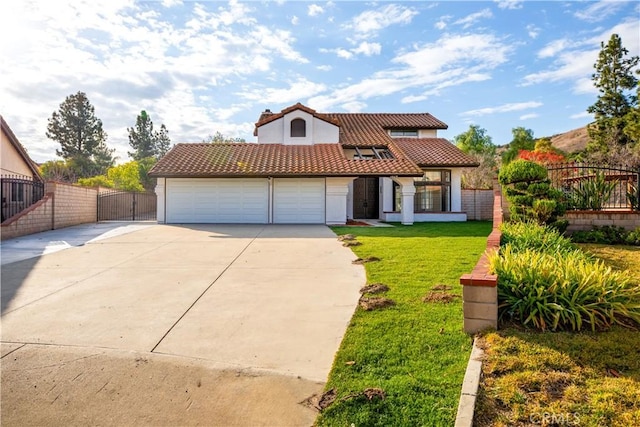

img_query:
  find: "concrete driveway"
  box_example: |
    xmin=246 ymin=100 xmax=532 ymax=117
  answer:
xmin=1 ymin=224 xmax=364 ymax=426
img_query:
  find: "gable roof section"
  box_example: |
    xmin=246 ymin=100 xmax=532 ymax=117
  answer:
xmin=1 ymin=115 xmax=43 ymax=180
xmin=149 ymin=143 xmax=424 ymax=178
xmin=253 ymin=103 xmax=339 ymax=135
xmin=393 ymin=138 xmax=479 ymax=167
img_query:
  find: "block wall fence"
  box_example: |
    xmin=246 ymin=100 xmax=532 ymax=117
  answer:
xmin=1 ymin=182 xmax=97 ymax=241
xmin=461 ymin=189 xmax=493 ymax=221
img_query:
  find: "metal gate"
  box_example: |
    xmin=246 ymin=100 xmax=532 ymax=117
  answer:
xmin=97 ymin=190 xmax=157 ymax=221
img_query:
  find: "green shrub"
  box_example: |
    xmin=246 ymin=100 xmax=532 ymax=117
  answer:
xmin=568 ymin=172 xmax=617 ymax=210
xmin=498 ymin=160 xmax=547 ymax=185
xmin=626 ymin=227 xmax=640 ymax=245
xmin=571 ymin=226 xmax=633 ymax=245
xmin=490 ymin=246 xmax=640 ymax=331
xmin=500 ymin=221 xmax=576 ymax=254
xmin=499 ymin=160 xmax=565 ymax=225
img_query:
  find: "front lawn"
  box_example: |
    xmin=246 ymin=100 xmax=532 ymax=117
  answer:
xmin=317 ymin=222 xmax=492 ymax=426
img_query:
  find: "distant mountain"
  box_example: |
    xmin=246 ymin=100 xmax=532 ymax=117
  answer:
xmin=549 ymin=126 xmax=589 ymax=154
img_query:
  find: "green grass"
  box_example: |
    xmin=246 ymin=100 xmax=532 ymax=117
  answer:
xmin=316 ymin=222 xmax=492 ymax=426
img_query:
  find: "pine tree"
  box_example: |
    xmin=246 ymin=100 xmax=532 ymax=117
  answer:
xmin=127 ymin=110 xmax=172 ymax=160
xmin=46 ymin=91 xmax=114 ymax=177
xmin=587 ymin=34 xmax=639 ymax=155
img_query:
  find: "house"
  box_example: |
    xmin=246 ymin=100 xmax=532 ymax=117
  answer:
xmin=1 ymin=116 xmax=44 ymax=222
xmin=149 ymin=103 xmax=477 ymax=225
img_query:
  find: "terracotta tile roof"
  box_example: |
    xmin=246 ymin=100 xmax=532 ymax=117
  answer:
xmin=393 ymin=138 xmax=479 ymax=167
xmin=149 ymin=143 xmax=424 ymax=177
xmin=329 ymin=113 xmax=447 ymax=147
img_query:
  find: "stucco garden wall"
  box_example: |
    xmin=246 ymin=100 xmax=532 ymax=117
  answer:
xmin=1 ymin=182 xmax=97 ymax=241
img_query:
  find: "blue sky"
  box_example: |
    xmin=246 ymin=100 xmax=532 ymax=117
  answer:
xmin=2 ymin=0 xmax=638 ymax=163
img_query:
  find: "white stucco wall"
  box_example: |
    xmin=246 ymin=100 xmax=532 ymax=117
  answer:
xmin=257 ymin=111 xmax=339 ymax=145
xmin=155 ymin=177 xmax=166 ymax=223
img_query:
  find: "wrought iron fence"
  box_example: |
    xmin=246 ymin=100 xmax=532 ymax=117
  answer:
xmin=546 ymin=163 xmax=640 ymax=211
xmin=1 ymin=175 xmax=45 ymax=222
xmin=97 ymin=189 xmax=156 ymax=221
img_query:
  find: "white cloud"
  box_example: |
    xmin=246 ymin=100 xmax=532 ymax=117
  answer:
xmin=336 ymin=49 xmax=353 ymax=59
xmin=526 ymin=24 xmax=540 ymax=39
xmin=308 ymin=4 xmax=324 ymax=17
xmin=570 ymin=111 xmax=592 ymax=119
xmin=161 ymin=0 xmax=182 ymax=7
xmin=348 ymin=4 xmax=418 ymax=39
xmin=237 ymin=78 xmax=327 ymax=104
xmin=310 ymin=33 xmax=511 ymax=111
xmin=495 ymin=0 xmax=523 ymax=9
xmin=320 ymin=42 xmax=381 ymax=59
xmin=341 ymin=101 xmax=367 ymax=112
xmin=352 ymin=42 xmax=382 ymax=56
xmin=461 ymin=102 xmax=543 ymax=117
xmin=435 ymin=15 xmax=451 ymax=30
xmin=574 ymin=0 xmax=627 ymax=23
xmin=519 ymin=113 xmax=539 ymax=120
xmin=537 ymin=39 xmax=574 ymax=59
xmin=291 ymin=15 xmax=299 ymax=25
xmin=317 ymin=65 xmax=333 ymax=71
xmin=524 ymin=19 xmax=639 ymax=94
xmin=454 ymin=8 xmax=493 ymax=29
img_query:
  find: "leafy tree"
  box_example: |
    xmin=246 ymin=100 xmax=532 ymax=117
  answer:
xmin=107 ymin=161 xmax=144 ymax=192
xmin=587 ymin=34 xmax=639 ymax=156
xmin=453 ymin=125 xmax=497 ymax=189
xmin=454 ymin=124 xmax=496 ymax=156
xmin=76 ymin=161 xmax=144 ymax=191
xmin=46 ymin=91 xmax=115 ymax=177
xmin=623 ymin=85 xmax=640 ymax=146
xmin=137 ymin=157 xmax=158 ymax=191
xmin=77 ymin=175 xmax=114 ymax=188
xmin=127 ymin=110 xmax=172 ymax=160
xmin=40 ymin=160 xmax=76 ymax=183
xmin=202 ymin=131 xmax=246 ymax=143
xmin=502 ymin=127 xmax=535 ymax=164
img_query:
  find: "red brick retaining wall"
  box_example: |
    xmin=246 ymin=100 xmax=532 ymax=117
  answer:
xmin=459 ymin=181 xmax=502 ymax=333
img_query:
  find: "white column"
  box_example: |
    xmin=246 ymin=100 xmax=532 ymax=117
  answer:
xmin=392 ymin=177 xmax=416 ymax=225
xmin=155 ymin=177 xmax=166 ymax=223
xmin=326 ymin=177 xmax=357 ymax=225
xmin=451 ymin=168 xmax=463 ymax=212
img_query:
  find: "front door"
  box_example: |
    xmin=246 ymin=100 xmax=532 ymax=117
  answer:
xmin=353 ymin=177 xmax=379 ymax=219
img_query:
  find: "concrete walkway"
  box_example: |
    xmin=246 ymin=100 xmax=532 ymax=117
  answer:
xmin=1 ymin=224 xmax=364 ymax=426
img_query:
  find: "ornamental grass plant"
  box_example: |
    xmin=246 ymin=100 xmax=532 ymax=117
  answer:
xmin=490 ymin=222 xmax=640 ymax=331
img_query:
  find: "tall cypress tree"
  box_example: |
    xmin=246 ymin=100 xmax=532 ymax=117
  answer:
xmin=587 ymin=34 xmax=639 ymax=154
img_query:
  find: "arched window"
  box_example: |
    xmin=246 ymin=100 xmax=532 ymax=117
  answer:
xmin=291 ymin=118 xmax=306 ymax=137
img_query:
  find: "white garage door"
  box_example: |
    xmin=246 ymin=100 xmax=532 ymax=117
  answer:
xmin=273 ymin=178 xmax=325 ymax=224
xmin=166 ymin=178 xmax=268 ymax=223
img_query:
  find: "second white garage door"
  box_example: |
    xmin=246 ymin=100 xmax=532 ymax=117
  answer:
xmin=273 ymin=178 xmax=325 ymax=224
xmin=166 ymin=178 xmax=268 ymax=223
